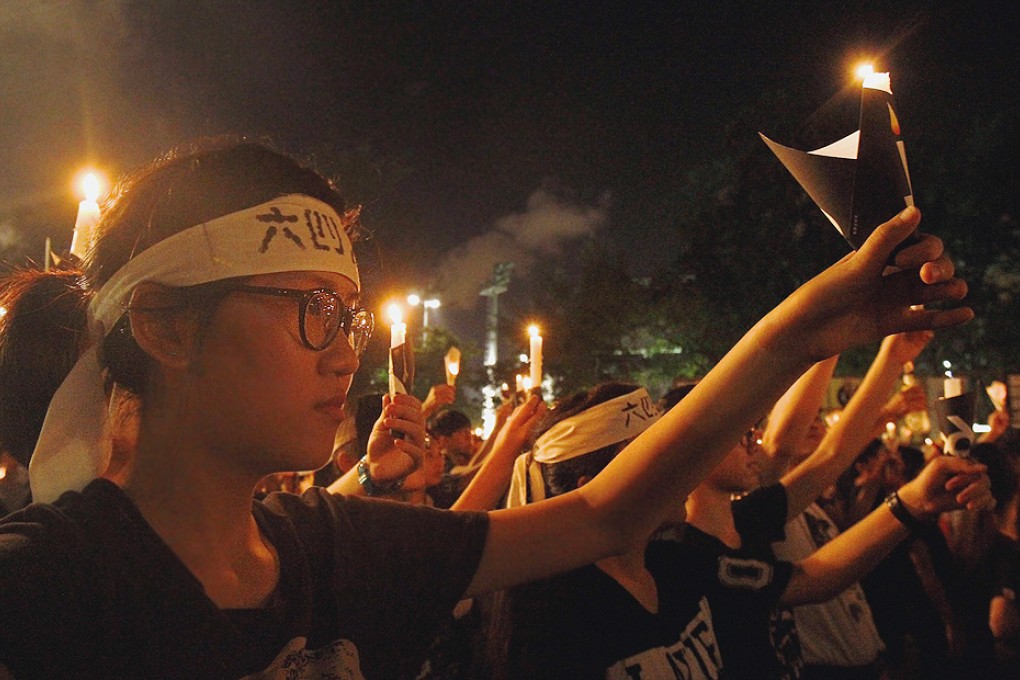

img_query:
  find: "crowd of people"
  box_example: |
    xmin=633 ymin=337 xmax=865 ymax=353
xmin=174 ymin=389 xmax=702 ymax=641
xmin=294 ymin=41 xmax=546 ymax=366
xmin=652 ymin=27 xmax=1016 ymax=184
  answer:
xmin=0 ymin=139 xmax=1013 ymax=679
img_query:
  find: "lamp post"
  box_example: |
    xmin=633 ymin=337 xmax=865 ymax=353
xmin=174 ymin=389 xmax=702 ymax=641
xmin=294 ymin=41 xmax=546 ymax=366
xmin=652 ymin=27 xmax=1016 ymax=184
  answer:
xmin=406 ymin=293 xmax=440 ymax=343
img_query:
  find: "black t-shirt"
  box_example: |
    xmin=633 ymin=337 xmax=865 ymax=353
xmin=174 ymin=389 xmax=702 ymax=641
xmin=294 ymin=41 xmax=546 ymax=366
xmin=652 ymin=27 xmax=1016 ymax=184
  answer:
xmin=674 ymin=483 xmax=798 ymax=680
xmin=504 ymin=540 xmax=722 ymax=679
xmin=0 ymin=479 xmax=488 ymax=679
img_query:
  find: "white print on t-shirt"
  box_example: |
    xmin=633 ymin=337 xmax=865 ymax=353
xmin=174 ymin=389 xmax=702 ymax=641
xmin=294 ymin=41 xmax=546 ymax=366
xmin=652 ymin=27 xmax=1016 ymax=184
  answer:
xmin=241 ymin=637 xmax=363 ymax=679
xmin=716 ymin=556 xmax=773 ymax=590
xmin=606 ymin=596 xmax=722 ymax=680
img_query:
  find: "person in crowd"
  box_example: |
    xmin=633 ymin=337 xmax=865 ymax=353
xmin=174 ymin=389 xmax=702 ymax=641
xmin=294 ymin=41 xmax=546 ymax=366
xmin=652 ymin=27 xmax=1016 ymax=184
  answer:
xmin=763 ymin=331 xmax=936 ymax=680
xmin=425 ymin=409 xmax=479 ymax=508
xmin=935 ymin=441 xmax=1020 ymax=679
xmin=675 ymin=330 xmax=974 ymax=680
xmin=0 ymin=138 xmax=986 ymax=679
xmin=491 ymin=382 xmax=718 ymax=679
xmin=843 ymin=440 xmax=959 ymax=679
xmin=0 ymin=450 xmax=30 ymax=517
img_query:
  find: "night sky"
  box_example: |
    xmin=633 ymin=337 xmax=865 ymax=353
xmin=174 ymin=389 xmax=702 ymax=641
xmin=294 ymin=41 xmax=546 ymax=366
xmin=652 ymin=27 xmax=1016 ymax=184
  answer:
xmin=1 ymin=1 xmax=1015 ymax=342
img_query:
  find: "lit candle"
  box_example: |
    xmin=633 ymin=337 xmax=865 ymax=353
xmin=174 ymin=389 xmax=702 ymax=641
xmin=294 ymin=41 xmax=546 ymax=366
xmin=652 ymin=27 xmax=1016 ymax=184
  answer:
xmin=522 ymin=376 xmax=533 ymax=392
xmin=389 ymin=304 xmax=406 ymax=349
xmin=515 ymin=374 xmax=524 ymax=395
xmin=388 ymin=304 xmax=407 ymax=398
xmin=944 ymin=376 xmax=963 ymax=399
xmin=445 ymin=346 xmax=461 ymax=387
xmin=71 ymin=173 xmax=102 ymax=259
xmin=528 ymin=325 xmax=543 ymax=393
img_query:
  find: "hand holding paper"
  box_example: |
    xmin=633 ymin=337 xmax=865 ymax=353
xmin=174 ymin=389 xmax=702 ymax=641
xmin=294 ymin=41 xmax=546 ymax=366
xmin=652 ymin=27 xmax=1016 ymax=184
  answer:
xmin=761 ymin=70 xmax=918 ymax=253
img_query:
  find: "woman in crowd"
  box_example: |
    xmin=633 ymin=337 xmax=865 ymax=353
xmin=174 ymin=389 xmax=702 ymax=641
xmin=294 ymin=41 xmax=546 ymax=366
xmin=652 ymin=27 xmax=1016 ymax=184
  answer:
xmin=491 ymin=382 xmax=719 ymax=678
xmin=0 ymin=138 xmax=988 ymax=679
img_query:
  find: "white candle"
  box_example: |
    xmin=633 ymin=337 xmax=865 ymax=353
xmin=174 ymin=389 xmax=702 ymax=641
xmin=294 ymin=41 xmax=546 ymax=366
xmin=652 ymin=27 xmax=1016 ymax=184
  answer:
xmin=944 ymin=377 xmax=963 ymax=399
xmin=522 ymin=376 xmax=533 ymax=392
xmin=515 ymin=374 xmax=524 ymax=395
xmin=445 ymin=346 xmax=461 ymax=387
xmin=388 ymin=304 xmax=406 ymax=349
xmin=71 ymin=173 xmax=102 ymax=259
xmin=528 ymin=325 xmax=543 ymax=391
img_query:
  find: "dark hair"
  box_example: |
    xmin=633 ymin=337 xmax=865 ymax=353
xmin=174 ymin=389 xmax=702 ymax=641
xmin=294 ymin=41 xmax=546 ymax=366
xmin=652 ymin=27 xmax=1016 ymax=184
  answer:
xmin=970 ymin=442 xmax=1018 ymax=510
xmin=429 ymin=409 xmax=472 ymax=438
xmin=0 ymin=268 xmax=89 ymax=466
xmin=0 ymin=139 xmax=355 ymax=464
xmin=834 ymin=438 xmax=886 ymax=503
xmin=898 ymin=445 xmax=925 ymax=481
xmin=660 ymin=381 xmax=698 ymax=411
xmin=89 ymin=138 xmax=352 ymax=396
xmin=536 ymin=382 xmax=640 ymax=497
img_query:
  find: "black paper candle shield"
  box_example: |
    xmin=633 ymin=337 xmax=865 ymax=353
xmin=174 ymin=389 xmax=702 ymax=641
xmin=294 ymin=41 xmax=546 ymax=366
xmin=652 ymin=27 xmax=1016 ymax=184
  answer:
xmin=389 ymin=338 xmax=416 ymax=397
xmin=933 ymin=391 xmax=978 ymax=456
xmin=760 ymin=73 xmax=916 ymax=251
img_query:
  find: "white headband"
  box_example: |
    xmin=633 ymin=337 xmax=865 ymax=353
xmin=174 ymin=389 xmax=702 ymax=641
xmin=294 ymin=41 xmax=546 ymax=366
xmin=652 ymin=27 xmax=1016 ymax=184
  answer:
xmin=29 ymin=194 xmax=359 ymax=503
xmin=505 ymin=388 xmax=660 ymax=508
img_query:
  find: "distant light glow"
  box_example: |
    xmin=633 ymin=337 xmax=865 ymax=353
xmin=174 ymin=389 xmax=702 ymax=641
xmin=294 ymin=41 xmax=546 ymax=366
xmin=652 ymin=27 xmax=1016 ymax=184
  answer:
xmin=406 ymin=294 xmax=421 ymax=307
xmin=0 ymin=306 xmax=6 ymax=318
xmin=518 ymin=353 xmax=529 ymax=364
xmin=942 ymin=360 xmax=952 ymax=369
xmin=423 ymin=298 xmax=441 ymax=309
xmin=973 ymin=424 xmax=992 ymax=433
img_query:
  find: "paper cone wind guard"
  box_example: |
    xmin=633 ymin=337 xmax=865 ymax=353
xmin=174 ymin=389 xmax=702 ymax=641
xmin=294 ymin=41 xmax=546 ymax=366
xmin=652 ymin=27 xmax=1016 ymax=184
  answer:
xmin=933 ymin=391 xmax=978 ymax=456
xmin=760 ymin=72 xmax=916 ymax=251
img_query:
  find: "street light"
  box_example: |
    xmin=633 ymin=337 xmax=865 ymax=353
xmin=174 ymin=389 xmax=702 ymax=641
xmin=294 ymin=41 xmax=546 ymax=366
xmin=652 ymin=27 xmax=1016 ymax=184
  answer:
xmin=407 ymin=293 xmax=441 ymax=328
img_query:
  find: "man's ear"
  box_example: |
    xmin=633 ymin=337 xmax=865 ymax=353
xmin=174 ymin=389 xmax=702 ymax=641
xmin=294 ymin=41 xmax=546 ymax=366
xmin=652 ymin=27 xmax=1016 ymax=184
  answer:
xmin=127 ymin=283 xmax=195 ymax=369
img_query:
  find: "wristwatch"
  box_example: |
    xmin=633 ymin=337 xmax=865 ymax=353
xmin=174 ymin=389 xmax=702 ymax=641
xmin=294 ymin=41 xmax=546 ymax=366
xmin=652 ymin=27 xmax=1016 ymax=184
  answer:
xmin=357 ymin=457 xmax=405 ymax=496
xmin=885 ymin=490 xmax=925 ymax=533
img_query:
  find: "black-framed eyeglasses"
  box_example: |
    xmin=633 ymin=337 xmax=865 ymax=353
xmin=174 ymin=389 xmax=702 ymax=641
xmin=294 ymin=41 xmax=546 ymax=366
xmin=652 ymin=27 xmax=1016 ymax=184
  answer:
xmin=222 ymin=284 xmax=374 ymax=355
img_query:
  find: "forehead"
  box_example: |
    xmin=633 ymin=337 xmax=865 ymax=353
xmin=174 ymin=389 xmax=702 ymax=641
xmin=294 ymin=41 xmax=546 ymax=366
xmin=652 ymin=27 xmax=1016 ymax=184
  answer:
xmin=246 ymin=270 xmax=360 ymax=304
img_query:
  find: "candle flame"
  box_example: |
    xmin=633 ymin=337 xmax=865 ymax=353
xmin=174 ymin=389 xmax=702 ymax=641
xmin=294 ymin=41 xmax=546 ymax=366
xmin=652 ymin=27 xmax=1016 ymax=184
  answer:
xmin=387 ymin=303 xmax=403 ymax=326
xmin=82 ymin=173 xmax=101 ymax=202
xmin=855 ymin=63 xmax=875 ymax=80
xmin=448 ymin=362 xmax=460 ymax=376
xmin=0 ymin=465 xmax=6 ymax=480
xmin=522 ymin=376 xmax=533 ymax=391
xmin=528 ymin=324 xmax=540 ymax=338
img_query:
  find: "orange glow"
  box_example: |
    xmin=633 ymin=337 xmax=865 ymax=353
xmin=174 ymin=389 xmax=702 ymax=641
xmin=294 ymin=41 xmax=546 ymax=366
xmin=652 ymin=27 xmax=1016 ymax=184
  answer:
xmin=855 ymin=63 xmax=875 ymax=80
xmin=387 ymin=303 xmax=403 ymax=326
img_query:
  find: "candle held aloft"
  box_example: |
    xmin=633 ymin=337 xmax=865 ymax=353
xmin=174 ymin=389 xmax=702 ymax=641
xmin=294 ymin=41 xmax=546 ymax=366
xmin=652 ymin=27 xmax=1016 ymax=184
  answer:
xmin=387 ymin=304 xmax=413 ymax=401
xmin=71 ymin=173 xmax=102 ymax=259
xmin=528 ymin=325 xmax=543 ymax=393
xmin=944 ymin=377 xmax=963 ymax=399
xmin=444 ymin=346 xmax=462 ymax=387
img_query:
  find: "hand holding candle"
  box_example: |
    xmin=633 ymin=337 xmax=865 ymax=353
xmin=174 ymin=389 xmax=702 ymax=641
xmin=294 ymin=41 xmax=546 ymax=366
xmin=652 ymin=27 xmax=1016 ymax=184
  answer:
xmin=528 ymin=324 xmax=543 ymax=396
